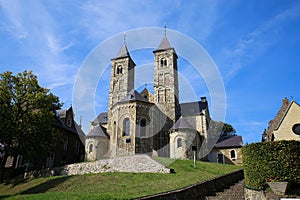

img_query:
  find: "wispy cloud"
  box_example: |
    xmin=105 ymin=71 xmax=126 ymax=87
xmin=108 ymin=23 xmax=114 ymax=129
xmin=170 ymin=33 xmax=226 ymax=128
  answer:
xmin=221 ymin=4 xmax=300 ymax=81
xmin=0 ymin=0 xmax=77 ymax=98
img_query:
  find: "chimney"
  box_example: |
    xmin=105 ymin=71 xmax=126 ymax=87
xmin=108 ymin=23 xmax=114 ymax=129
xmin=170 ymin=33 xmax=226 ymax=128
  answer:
xmin=282 ymin=97 xmax=289 ymax=106
xmin=201 ymin=97 xmax=207 ymax=103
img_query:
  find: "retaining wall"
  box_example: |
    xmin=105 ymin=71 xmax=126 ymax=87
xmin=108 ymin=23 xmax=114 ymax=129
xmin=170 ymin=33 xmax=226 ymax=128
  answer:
xmin=137 ymin=169 xmax=244 ymax=200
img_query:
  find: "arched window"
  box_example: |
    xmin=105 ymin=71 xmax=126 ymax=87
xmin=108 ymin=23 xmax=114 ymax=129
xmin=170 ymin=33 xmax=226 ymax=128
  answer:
xmin=177 ymin=138 xmax=182 ymax=148
xmin=123 ymin=118 xmax=130 ymax=136
xmin=140 ymin=119 xmax=146 ymax=137
xmin=160 ymin=58 xmax=167 ymax=67
xmin=230 ymin=149 xmax=236 ymax=159
xmin=116 ymin=65 xmax=123 ymax=74
xmin=89 ymin=144 xmax=93 ymax=153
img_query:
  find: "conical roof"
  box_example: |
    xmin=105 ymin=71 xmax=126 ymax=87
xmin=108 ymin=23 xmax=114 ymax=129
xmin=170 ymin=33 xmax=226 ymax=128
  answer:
xmin=113 ymin=44 xmax=130 ymax=59
xmin=171 ymin=116 xmax=194 ymax=130
xmin=157 ymin=36 xmax=171 ymax=50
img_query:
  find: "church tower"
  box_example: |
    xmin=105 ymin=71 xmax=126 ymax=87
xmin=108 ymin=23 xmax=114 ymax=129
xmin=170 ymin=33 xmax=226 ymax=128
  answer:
xmin=108 ymin=36 xmax=135 ymax=110
xmin=153 ymin=31 xmax=179 ymax=124
xmin=152 ymin=30 xmax=179 ymax=157
xmin=107 ymin=36 xmax=135 ymax=157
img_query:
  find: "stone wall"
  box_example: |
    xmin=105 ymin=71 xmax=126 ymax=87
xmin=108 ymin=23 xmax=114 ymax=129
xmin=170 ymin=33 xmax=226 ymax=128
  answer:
xmin=138 ymin=169 xmax=244 ymax=200
xmin=244 ymin=188 xmax=266 ymax=200
xmin=25 ymin=155 xmax=170 ymax=178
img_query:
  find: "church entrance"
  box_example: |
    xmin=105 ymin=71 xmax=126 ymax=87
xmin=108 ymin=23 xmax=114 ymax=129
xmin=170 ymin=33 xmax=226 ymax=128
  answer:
xmin=135 ymin=138 xmax=150 ymax=154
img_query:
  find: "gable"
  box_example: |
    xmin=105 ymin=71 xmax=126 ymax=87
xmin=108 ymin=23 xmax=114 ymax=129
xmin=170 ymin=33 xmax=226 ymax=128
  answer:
xmin=273 ymin=101 xmax=300 ymax=141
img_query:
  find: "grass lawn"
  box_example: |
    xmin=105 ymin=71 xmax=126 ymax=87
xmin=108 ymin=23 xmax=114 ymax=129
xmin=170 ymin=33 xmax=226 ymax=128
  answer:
xmin=0 ymin=158 xmax=242 ymax=199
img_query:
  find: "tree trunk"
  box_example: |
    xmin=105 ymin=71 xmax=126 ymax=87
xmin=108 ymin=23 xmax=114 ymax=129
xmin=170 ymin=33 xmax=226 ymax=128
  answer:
xmin=0 ymin=155 xmax=8 ymax=183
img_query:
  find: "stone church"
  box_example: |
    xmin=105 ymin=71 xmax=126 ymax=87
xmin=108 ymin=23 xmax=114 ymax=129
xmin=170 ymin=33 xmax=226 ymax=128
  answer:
xmin=86 ymin=33 xmax=210 ymax=161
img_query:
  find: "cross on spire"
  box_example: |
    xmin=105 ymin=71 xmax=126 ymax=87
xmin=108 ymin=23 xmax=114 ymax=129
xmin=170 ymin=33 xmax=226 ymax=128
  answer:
xmin=164 ymin=25 xmax=167 ymax=37
xmin=123 ymin=32 xmax=126 ymax=45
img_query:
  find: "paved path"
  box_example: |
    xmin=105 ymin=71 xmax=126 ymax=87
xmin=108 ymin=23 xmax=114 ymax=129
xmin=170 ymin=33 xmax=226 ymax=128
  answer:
xmin=205 ymin=179 xmax=245 ymax=200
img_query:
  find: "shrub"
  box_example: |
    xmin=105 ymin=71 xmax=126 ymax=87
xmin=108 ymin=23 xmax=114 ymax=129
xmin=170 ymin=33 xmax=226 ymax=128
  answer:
xmin=242 ymin=140 xmax=300 ymax=189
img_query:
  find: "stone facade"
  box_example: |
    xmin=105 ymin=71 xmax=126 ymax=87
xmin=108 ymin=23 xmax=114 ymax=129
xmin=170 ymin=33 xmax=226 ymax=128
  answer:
xmin=208 ymin=147 xmax=243 ymax=165
xmin=208 ymin=136 xmax=243 ymax=165
xmin=86 ymin=34 xmax=210 ymax=161
xmin=244 ymin=188 xmax=266 ymax=200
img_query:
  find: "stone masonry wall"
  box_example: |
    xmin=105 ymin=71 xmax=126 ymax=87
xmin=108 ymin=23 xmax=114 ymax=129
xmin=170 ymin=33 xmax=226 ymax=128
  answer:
xmin=25 ymin=155 xmax=170 ymax=178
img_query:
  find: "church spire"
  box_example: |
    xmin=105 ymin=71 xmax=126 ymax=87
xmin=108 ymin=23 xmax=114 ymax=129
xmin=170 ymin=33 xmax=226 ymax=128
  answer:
xmin=156 ymin=26 xmax=171 ymax=50
xmin=113 ymin=32 xmax=130 ymax=60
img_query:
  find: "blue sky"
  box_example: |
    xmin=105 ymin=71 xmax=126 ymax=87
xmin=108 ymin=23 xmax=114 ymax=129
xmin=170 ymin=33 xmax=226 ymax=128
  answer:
xmin=1 ymin=0 xmax=300 ymax=144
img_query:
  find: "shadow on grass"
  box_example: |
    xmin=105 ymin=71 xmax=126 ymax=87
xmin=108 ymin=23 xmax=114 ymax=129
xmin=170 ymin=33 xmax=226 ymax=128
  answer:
xmin=20 ymin=176 xmax=71 ymax=194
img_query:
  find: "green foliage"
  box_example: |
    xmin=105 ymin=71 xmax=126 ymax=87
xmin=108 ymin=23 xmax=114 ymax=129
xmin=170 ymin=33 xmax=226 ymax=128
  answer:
xmin=0 ymin=159 xmax=242 ymax=199
xmin=242 ymin=140 xmax=300 ymax=189
xmin=208 ymin=120 xmax=236 ymax=137
xmin=0 ymin=71 xmax=62 ymax=168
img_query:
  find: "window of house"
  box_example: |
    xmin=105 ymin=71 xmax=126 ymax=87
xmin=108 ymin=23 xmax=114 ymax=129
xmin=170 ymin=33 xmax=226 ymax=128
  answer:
xmin=66 ymin=117 xmax=72 ymax=127
xmin=230 ymin=149 xmax=236 ymax=159
xmin=292 ymin=124 xmax=300 ymax=135
xmin=63 ymin=137 xmax=68 ymax=151
xmin=123 ymin=118 xmax=130 ymax=136
xmin=89 ymin=144 xmax=93 ymax=153
xmin=177 ymin=138 xmax=182 ymax=148
xmin=75 ymin=141 xmax=80 ymax=154
xmin=102 ymin=116 xmax=107 ymax=123
xmin=140 ymin=119 xmax=146 ymax=137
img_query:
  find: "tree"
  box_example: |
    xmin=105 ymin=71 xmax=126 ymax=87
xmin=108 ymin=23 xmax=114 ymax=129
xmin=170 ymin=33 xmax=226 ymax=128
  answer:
xmin=0 ymin=71 xmax=62 ymax=182
xmin=208 ymin=120 xmax=236 ymax=138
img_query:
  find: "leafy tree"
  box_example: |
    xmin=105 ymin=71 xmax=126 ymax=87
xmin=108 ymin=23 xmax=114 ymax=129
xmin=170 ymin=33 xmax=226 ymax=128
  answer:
xmin=0 ymin=71 xmax=62 ymax=182
xmin=208 ymin=120 xmax=236 ymax=137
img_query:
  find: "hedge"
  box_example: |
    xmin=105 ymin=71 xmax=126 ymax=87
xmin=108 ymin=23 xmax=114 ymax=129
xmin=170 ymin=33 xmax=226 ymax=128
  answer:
xmin=242 ymin=140 xmax=300 ymax=189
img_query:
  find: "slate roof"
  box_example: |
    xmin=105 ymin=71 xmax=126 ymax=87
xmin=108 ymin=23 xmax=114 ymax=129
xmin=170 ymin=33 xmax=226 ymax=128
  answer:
xmin=215 ymin=136 xmax=243 ymax=148
xmin=157 ymin=36 xmax=171 ymax=50
xmin=179 ymin=101 xmax=208 ymax=116
xmin=171 ymin=116 xmax=194 ymax=130
xmin=92 ymin=112 xmax=108 ymax=125
xmin=55 ymin=107 xmax=86 ymax=145
xmin=120 ymin=89 xmax=149 ymax=103
xmin=87 ymin=125 xmax=109 ymax=139
xmin=113 ymin=44 xmax=130 ymax=59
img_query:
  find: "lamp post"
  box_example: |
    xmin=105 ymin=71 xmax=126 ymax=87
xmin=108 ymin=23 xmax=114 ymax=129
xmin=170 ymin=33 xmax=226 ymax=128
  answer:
xmin=192 ymin=145 xmax=197 ymax=168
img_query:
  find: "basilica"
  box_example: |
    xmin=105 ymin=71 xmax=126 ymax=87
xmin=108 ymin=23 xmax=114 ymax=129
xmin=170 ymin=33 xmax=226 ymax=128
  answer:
xmin=86 ymin=33 xmax=210 ymax=160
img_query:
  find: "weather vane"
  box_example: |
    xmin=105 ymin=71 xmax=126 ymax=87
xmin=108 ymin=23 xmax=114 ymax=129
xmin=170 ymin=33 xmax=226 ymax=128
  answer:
xmin=164 ymin=25 xmax=167 ymax=37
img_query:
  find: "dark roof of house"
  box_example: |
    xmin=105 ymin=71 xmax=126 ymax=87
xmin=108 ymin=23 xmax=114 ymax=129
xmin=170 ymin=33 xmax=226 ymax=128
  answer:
xmin=87 ymin=125 xmax=109 ymax=138
xmin=215 ymin=136 xmax=243 ymax=148
xmin=113 ymin=44 xmax=130 ymax=59
xmin=92 ymin=112 xmax=108 ymax=125
xmin=120 ymin=89 xmax=149 ymax=103
xmin=179 ymin=101 xmax=208 ymax=115
xmin=171 ymin=116 xmax=194 ymax=130
xmin=55 ymin=107 xmax=86 ymax=145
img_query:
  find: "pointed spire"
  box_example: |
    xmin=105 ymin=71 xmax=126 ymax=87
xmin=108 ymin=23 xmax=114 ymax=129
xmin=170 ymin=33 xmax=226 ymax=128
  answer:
xmin=113 ymin=32 xmax=130 ymax=59
xmin=156 ymin=26 xmax=171 ymax=50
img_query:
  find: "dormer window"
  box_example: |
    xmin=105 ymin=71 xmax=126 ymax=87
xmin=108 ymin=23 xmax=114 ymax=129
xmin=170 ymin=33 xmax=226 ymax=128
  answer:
xmin=102 ymin=116 xmax=107 ymax=123
xmin=66 ymin=117 xmax=72 ymax=127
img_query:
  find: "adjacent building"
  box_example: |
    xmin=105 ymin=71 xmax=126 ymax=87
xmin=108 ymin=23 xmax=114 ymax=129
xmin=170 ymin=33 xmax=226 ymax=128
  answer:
xmin=262 ymin=98 xmax=300 ymax=142
xmin=208 ymin=136 xmax=243 ymax=165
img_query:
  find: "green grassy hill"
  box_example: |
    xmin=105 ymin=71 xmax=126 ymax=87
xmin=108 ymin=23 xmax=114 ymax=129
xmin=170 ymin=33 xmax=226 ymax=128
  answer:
xmin=0 ymin=158 xmax=242 ymax=199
